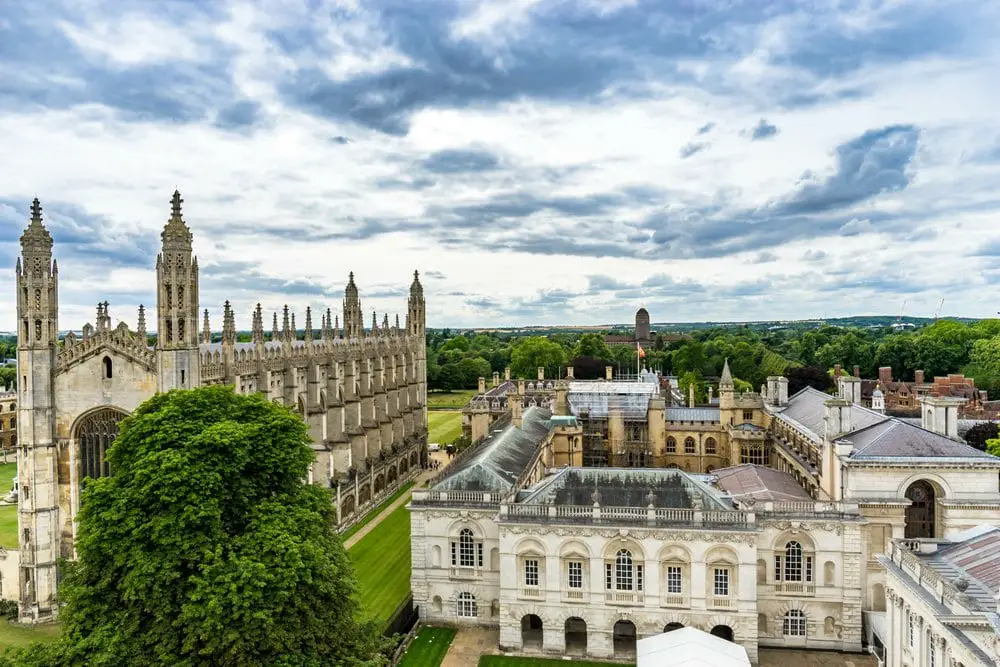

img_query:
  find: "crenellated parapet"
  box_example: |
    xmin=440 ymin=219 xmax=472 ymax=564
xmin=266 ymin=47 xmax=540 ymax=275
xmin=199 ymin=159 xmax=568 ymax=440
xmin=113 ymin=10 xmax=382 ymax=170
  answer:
xmin=59 ymin=315 xmax=156 ymax=373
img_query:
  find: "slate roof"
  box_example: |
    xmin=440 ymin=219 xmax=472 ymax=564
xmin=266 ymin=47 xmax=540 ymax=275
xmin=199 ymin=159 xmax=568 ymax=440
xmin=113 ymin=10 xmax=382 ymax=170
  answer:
xmin=845 ymin=419 xmax=996 ymax=460
xmin=920 ymin=525 xmax=1000 ymax=612
xmin=711 ymin=464 xmax=813 ymax=502
xmin=433 ymin=406 xmax=552 ymax=493
xmin=779 ymin=386 xmax=887 ymax=439
xmin=665 ymin=407 xmax=720 ymax=422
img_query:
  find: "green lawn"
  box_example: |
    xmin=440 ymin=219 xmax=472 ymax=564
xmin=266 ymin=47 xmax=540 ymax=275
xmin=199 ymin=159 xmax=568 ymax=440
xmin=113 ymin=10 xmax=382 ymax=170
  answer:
xmin=479 ymin=658 xmax=626 ymax=667
xmin=340 ymin=481 xmax=414 ymax=542
xmin=0 ymin=462 xmax=17 ymax=548
xmin=427 ymin=390 xmax=479 ymax=410
xmin=428 ymin=411 xmax=463 ymax=445
xmin=397 ymin=626 xmax=456 ymax=667
xmin=348 ymin=501 xmax=411 ymax=627
xmin=0 ymin=619 xmax=61 ymax=650
xmin=0 ymin=462 xmax=15 ymax=489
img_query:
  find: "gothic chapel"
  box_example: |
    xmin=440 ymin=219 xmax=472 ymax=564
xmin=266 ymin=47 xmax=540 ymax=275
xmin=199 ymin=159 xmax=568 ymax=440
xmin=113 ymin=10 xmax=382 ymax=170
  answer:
xmin=14 ymin=192 xmax=429 ymax=621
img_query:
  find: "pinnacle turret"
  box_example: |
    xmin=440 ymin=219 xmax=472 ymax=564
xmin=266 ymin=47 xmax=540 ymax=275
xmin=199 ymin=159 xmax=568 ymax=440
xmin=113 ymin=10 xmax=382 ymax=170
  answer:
xmin=252 ymin=303 xmax=264 ymax=345
xmin=304 ymin=306 xmax=313 ymax=341
xmin=282 ymin=305 xmax=290 ymax=342
xmin=334 ymin=314 xmax=340 ymax=339
xmin=161 ymin=190 xmax=193 ymax=251
xmin=202 ymin=309 xmax=211 ymax=344
xmin=222 ymin=301 xmax=235 ymax=344
xmin=720 ymin=358 xmax=733 ymax=389
xmin=137 ymin=304 xmax=147 ymax=340
xmin=272 ymin=312 xmax=280 ymax=341
xmin=291 ymin=312 xmax=297 ymax=341
xmin=20 ymin=198 xmax=54 ymax=257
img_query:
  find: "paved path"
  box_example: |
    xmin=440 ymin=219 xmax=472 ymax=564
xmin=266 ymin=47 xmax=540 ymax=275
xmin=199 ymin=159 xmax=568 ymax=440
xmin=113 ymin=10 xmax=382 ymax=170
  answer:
xmin=441 ymin=628 xmax=499 ymax=667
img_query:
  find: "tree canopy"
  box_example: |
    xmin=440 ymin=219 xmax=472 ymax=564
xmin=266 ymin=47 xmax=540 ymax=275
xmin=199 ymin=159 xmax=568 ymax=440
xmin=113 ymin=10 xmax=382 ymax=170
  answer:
xmin=9 ymin=386 xmax=386 ymax=667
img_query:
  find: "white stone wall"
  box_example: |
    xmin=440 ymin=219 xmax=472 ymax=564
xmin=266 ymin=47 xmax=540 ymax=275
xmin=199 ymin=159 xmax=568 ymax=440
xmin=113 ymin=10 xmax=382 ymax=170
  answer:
xmin=0 ymin=548 xmax=19 ymax=601
xmin=845 ymin=463 xmax=1000 ymax=509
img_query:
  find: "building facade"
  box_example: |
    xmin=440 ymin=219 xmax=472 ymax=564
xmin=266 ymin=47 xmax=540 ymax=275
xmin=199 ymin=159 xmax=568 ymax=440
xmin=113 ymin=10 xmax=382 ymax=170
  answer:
xmin=14 ymin=193 xmax=429 ymax=622
xmin=0 ymin=390 xmax=15 ymax=455
xmin=420 ymin=363 xmax=1000 ymax=664
xmin=878 ymin=527 xmax=1000 ymax=666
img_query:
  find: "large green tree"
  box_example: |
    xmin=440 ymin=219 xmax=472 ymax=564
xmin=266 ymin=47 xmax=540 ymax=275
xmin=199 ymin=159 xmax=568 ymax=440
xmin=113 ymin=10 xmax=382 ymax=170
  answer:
xmin=571 ymin=333 xmax=612 ymax=361
xmin=510 ymin=336 xmax=568 ymax=379
xmin=11 ymin=386 xmax=386 ymax=667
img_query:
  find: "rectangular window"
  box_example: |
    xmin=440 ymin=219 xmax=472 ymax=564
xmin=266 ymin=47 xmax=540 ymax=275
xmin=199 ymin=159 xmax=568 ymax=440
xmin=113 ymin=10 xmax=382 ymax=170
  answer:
xmin=568 ymin=561 xmax=583 ymax=589
xmin=774 ymin=556 xmax=782 ymax=581
xmin=805 ymin=557 xmax=813 ymax=583
xmin=451 ymin=542 xmax=456 ymax=566
xmin=667 ymin=566 xmax=682 ymax=594
xmin=477 ymin=543 xmax=484 ymax=568
xmin=927 ymin=634 xmax=935 ymax=667
xmin=713 ymin=568 xmax=730 ymax=597
xmin=907 ymin=612 xmax=914 ymax=647
xmin=524 ymin=559 xmax=539 ymax=587
xmin=605 ymin=563 xmax=612 ymax=590
xmin=636 ymin=564 xmax=644 ymax=592
xmin=743 ymin=410 xmax=753 ymax=421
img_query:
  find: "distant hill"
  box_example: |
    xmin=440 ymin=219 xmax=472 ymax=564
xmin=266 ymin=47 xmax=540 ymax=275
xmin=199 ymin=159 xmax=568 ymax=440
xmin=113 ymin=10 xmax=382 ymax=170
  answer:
xmin=441 ymin=315 xmax=979 ymax=335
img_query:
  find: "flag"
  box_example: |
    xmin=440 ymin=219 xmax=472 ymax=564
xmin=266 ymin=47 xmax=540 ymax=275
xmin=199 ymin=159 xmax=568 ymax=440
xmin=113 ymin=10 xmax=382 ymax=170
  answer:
xmin=637 ymin=345 xmax=646 ymax=358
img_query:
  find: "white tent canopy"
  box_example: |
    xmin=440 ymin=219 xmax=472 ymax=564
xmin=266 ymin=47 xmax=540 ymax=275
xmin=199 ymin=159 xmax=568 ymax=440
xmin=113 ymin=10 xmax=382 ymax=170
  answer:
xmin=637 ymin=627 xmax=750 ymax=667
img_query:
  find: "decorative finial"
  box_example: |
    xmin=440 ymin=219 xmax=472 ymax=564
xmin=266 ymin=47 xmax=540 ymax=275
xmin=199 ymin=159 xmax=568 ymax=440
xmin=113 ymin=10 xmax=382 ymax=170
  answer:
xmin=272 ymin=312 xmax=280 ymax=341
xmin=252 ymin=303 xmax=264 ymax=345
xmin=646 ymin=489 xmax=656 ymax=508
xmin=202 ymin=308 xmax=211 ymax=344
xmin=222 ymin=300 xmax=235 ymax=344
xmin=171 ymin=190 xmax=183 ymax=219
xmin=334 ymin=314 xmax=340 ymax=338
xmin=304 ymin=306 xmax=313 ymax=342
xmin=291 ymin=312 xmax=297 ymax=341
xmin=395 ymin=313 xmax=400 ymax=331
xmin=137 ymin=304 xmax=147 ymax=338
xmin=30 ymin=198 xmax=42 ymax=223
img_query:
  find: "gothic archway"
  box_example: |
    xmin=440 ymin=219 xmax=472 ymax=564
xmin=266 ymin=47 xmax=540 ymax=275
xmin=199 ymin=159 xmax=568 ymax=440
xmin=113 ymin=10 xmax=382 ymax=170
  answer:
xmin=74 ymin=407 xmax=129 ymax=481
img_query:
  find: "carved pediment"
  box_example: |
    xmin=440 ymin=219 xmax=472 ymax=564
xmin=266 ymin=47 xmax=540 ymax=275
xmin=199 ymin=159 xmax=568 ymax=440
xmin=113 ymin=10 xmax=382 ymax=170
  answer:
xmin=58 ymin=327 xmax=157 ymax=374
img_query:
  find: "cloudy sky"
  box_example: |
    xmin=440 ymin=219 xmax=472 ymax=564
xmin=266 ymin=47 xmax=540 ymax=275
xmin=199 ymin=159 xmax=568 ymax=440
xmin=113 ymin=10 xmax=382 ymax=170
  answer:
xmin=2 ymin=0 xmax=999 ymax=332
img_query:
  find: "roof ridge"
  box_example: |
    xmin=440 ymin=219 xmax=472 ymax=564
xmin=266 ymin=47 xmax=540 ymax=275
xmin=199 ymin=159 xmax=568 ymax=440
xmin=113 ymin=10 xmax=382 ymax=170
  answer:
xmin=851 ymin=420 xmax=898 ymax=456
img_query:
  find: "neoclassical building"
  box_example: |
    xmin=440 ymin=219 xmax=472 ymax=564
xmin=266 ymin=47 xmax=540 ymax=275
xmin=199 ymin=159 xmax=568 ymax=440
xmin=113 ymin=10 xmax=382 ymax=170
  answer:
xmin=14 ymin=193 xmax=428 ymax=622
xmin=415 ymin=364 xmax=1000 ymax=663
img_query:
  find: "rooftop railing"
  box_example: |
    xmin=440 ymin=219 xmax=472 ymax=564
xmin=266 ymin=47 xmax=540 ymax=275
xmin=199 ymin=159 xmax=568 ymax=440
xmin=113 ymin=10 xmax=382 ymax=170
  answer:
xmin=500 ymin=503 xmax=754 ymax=528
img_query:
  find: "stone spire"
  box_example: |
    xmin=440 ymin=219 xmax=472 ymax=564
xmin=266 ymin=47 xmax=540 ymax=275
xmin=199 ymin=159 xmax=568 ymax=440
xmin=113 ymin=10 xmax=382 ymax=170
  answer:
xmin=96 ymin=301 xmax=111 ymax=332
xmin=382 ymin=313 xmax=389 ymax=335
xmin=20 ymin=198 xmax=54 ymax=258
xmin=371 ymin=310 xmax=378 ymax=336
xmin=322 ymin=308 xmax=333 ymax=341
xmin=282 ymin=305 xmax=290 ymax=342
xmin=291 ymin=312 xmax=297 ymax=341
xmin=334 ymin=315 xmax=340 ymax=339
xmin=137 ymin=304 xmax=147 ymax=340
xmin=720 ymin=358 xmax=734 ymax=390
xmin=252 ymin=303 xmax=264 ymax=345
xmin=161 ymin=190 xmax=193 ymax=252
xmin=304 ymin=306 xmax=313 ymax=342
xmin=407 ymin=269 xmax=425 ymax=336
xmin=202 ymin=309 xmax=211 ymax=344
xmin=343 ymin=272 xmax=363 ymax=339
xmin=395 ymin=313 xmax=400 ymax=332
xmin=272 ymin=312 xmax=280 ymax=341
xmin=222 ymin=301 xmax=235 ymax=344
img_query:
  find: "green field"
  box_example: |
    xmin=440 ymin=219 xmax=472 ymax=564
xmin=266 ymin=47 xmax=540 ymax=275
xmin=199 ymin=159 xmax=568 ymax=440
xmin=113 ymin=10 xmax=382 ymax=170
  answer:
xmin=479 ymin=658 xmax=626 ymax=667
xmin=348 ymin=501 xmax=411 ymax=627
xmin=426 ymin=390 xmax=478 ymax=410
xmin=0 ymin=462 xmax=16 ymax=549
xmin=428 ymin=411 xmax=463 ymax=445
xmin=0 ymin=620 xmax=61 ymax=650
xmin=397 ymin=626 xmax=456 ymax=667
xmin=340 ymin=481 xmax=413 ymax=542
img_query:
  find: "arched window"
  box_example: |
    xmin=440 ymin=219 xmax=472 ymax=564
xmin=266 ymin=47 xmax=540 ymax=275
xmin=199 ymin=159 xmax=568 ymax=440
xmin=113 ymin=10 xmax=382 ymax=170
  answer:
xmin=451 ymin=528 xmax=482 ymax=569
xmin=76 ymin=408 xmax=128 ymax=480
xmin=684 ymin=437 xmax=696 ymax=454
xmin=665 ymin=437 xmax=676 ymax=453
xmin=783 ymin=609 xmax=806 ymax=636
xmin=606 ymin=549 xmax=643 ymax=592
xmin=705 ymin=437 xmax=717 ymax=454
xmin=102 ymin=356 xmax=113 ymax=379
xmin=904 ymin=480 xmax=936 ymax=538
xmin=456 ymin=592 xmax=477 ymax=618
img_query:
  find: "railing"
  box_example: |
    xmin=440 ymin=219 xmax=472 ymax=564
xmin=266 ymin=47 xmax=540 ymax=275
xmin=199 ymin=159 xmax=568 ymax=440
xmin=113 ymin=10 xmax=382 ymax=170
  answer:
xmin=412 ymin=490 xmax=501 ymax=507
xmin=900 ymin=539 xmax=922 ymax=552
xmin=774 ymin=582 xmax=815 ymax=595
xmin=660 ymin=594 xmax=687 ymax=607
xmin=760 ymin=500 xmax=852 ymax=515
xmin=564 ymin=589 xmax=586 ymax=601
xmin=519 ymin=586 xmax=543 ymax=599
xmin=503 ymin=504 xmax=753 ymax=528
xmin=605 ymin=591 xmax=644 ymax=605
xmin=709 ymin=596 xmax=733 ymax=609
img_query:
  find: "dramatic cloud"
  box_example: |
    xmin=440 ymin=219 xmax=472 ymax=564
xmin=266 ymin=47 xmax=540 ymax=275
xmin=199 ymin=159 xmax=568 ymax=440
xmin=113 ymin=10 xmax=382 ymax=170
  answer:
xmin=750 ymin=119 xmax=778 ymax=141
xmin=0 ymin=0 xmax=999 ymax=328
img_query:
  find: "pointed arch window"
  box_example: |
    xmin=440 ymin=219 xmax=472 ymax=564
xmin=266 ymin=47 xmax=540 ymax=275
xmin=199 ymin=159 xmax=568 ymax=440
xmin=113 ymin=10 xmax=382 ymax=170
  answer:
xmin=77 ymin=408 xmax=127 ymax=481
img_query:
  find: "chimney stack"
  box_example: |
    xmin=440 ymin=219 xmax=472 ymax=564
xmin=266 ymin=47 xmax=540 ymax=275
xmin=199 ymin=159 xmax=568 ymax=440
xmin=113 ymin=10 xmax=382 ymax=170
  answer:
xmin=920 ymin=396 xmax=965 ymax=439
xmin=878 ymin=366 xmax=893 ymax=384
xmin=537 ymin=367 xmax=545 ymax=381
xmin=566 ymin=366 xmax=574 ymax=379
xmin=478 ymin=376 xmax=486 ymax=394
xmin=605 ymin=365 xmax=613 ymax=381
xmin=834 ymin=363 xmax=842 ymax=377
xmin=915 ymin=370 xmax=925 ymax=384
xmin=505 ymin=366 xmax=511 ymax=381
xmin=853 ymin=365 xmax=860 ymax=379
xmin=492 ymin=371 xmax=500 ymax=387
